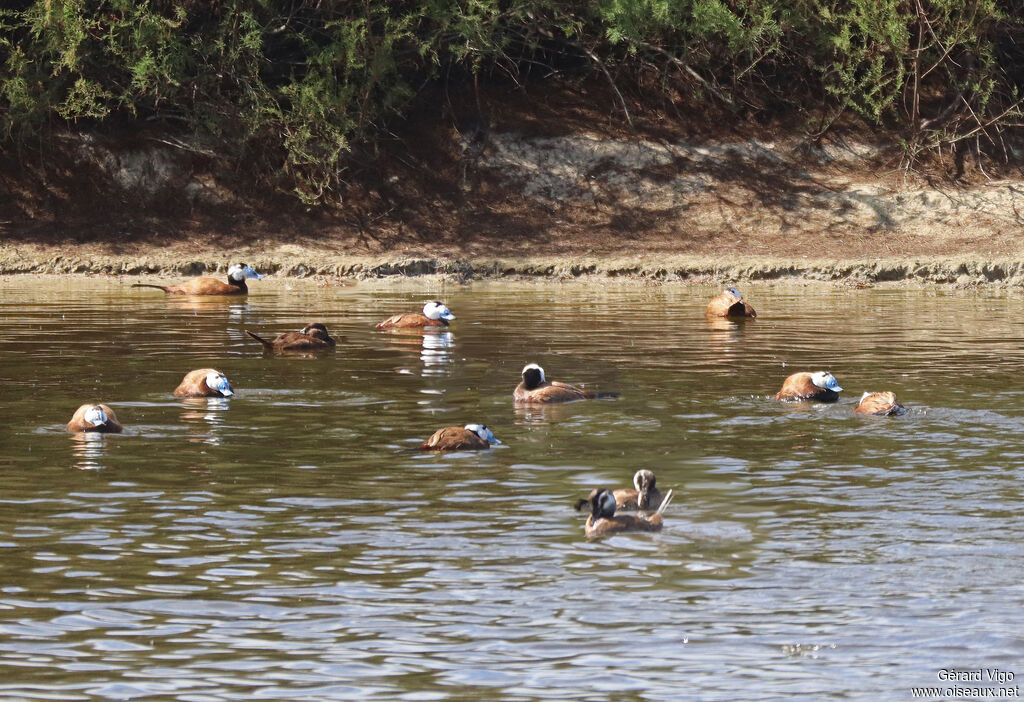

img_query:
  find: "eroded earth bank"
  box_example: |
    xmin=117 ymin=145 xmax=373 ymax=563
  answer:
xmin=4 ymin=94 xmax=1024 ymax=288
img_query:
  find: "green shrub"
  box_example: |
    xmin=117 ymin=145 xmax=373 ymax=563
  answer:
xmin=1 ymin=1 xmax=1021 ymax=202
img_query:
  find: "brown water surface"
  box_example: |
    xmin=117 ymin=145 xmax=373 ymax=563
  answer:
xmin=1 ymin=277 xmax=1023 ymax=700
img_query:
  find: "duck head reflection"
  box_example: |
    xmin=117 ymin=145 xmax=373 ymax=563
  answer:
xmin=179 ymin=396 xmax=230 ymax=446
xmin=70 ymin=431 xmax=109 ymax=470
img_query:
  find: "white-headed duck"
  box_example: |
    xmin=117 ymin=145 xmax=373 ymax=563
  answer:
xmin=854 ymin=391 xmax=907 ymax=416
xmin=133 ymin=263 xmax=262 ymax=296
xmin=173 ymin=369 xmax=234 ymax=398
xmin=246 ymin=322 xmax=337 ymax=352
xmin=419 ymin=423 xmax=501 ymax=451
xmin=582 ymin=487 xmax=674 ymax=539
xmin=513 ymin=363 xmax=618 ymax=404
xmin=774 ymin=371 xmax=842 ymax=402
xmin=376 ymin=301 xmax=455 ymax=329
xmin=613 ymin=469 xmax=664 ymax=511
xmin=706 ymin=287 xmax=757 ymax=318
xmin=66 ymin=403 xmax=123 ymax=433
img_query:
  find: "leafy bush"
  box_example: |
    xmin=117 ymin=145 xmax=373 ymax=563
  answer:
xmin=1 ymin=1 xmax=1021 ymax=203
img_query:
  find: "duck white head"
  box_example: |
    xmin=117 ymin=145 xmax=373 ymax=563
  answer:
xmin=634 ymin=469 xmax=656 ymax=491
xmin=205 ymin=371 xmax=234 ymax=397
xmin=465 ymin=423 xmax=501 ymax=444
xmin=521 ymin=363 xmax=546 ymax=388
xmin=725 ymin=287 xmax=743 ymax=298
xmin=811 ymin=371 xmax=842 ymax=393
xmin=83 ymin=405 xmax=108 ymax=427
xmin=423 ymin=301 xmax=455 ymax=321
xmin=227 ymin=263 xmax=262 ymax=281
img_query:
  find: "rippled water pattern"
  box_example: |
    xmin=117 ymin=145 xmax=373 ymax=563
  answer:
xmin=1 ymin=277 xmax=1023 ymax=700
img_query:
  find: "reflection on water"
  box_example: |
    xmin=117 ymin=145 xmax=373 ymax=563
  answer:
xmin=420 ymin=330 xmax=454 ymax=374
xmin=381 ymin=328 xmax=456 ymax=376
xmin=2 ymin=278 xmax=1024 ymax=700
xmin=179 ymin=396 xmax=230 ymax=446
xmin=68 ymin=431 xmax=108 ymax=470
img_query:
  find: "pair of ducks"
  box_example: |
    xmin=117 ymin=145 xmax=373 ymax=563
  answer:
xmin=575 ymin=469 xmax=674 ymax=538
xmin=419 ymin=361 xmax=617 ymax=450
xmin=245 ymin=301 xmax=454 ymax=352
xmin=775 ymin=370 xmax=906 ymax=416
xmin=133 ymin=263 xmax=338 ymax=353
xmin=66 ymin=369 xmax=234 ymax=432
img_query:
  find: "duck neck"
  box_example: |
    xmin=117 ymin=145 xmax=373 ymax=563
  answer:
xmin=637 ymin=488 xmax=650 ymax=509
xmin=228 ymin=274 xmax=247 ymax=292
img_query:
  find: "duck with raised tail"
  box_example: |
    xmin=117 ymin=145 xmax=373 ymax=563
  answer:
xmin=132 ymin=263 xmax=262 ymax=296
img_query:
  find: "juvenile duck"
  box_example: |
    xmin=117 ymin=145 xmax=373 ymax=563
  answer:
xmin=246 ymin=323 xmax=337 ymax=352
xmin=132 ymin=263 xmax=262 ymax=296
xmin=574 ymin=470 xmax=663 ymax=512
xmin=706 ymin=287 xmax=757 ymax=318
xmin=774 ymin=371 xmax=843 ymax=402
xmin=66 ymin=403 xmax=123 ymax=433
xmin=582 ymin=487 xmax=674 ymax=539
xmin=376 ymin=301 xmax=455 ymax=330
xmin=513 ymin=363 xmax=618 ymax=404
xmin=854 ymin=391 xmax=907 ymax=416
xmin=613 ymin=469 xmax=664 ymax=511
xmin=173 ymin=369 xmax=234 ymax=398
xmin=419 ymin=423 xmax=501 ymax=451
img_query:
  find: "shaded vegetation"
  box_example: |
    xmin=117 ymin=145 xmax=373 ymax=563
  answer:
xmin=2 ymin=1 xmax=1023 ymax=203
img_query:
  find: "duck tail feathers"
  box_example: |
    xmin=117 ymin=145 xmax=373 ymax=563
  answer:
xmin=655 ymin=489 xmax=674 ymax=516
xmin=245 ymin=330 xmax=273 ymax=348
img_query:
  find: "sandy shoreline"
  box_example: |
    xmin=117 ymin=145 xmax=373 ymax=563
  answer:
xmin=3 ymin=245 xmax=1024 ymax=288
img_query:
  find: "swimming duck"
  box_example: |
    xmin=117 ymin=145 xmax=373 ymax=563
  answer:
xmin=854 ymin=391 xmax=907 ymax=416
xmin=66 ymin=403 xmax=123 ymax=433
xmin=613 ymin=469 xmax=664 ymax=511
xmin=513 ymin=363 xmax=618 ymax=404
xmin=582 ymin=487 xmax=674 ymax=539
xmin=376 ymin=301 xmax=455 ymax=329
xmin=774 ymin=371 xmax=842 ymax=402
xmin=419 ymin=423 xmax=502 ymax=451
xmin=132 ymin=263 xmax=262 ymax=295
xmin=706 ymin=287 xmax=757 ymax=318
xmin=173 ymin=369 xmax=234 ymax=398
xmin=574 ymin=470 xmax=664 ymax=512
xmin=246 ymin=323 xmax=337 ymax=352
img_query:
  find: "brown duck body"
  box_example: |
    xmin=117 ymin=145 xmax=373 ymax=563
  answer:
xmin=579 ymin=487 xmax=672 ymax=539
xmin=706 ymin=290 xmax=757 ymax=318
xmin=377 ymin=313 xmax=448 ymax=330
xmin=419 ymin=426 xmax=491 ymax=451
xmin=854 ymin=391 xmax=906 ymax=416
xmin=134 ymin=276 xmax=247 ymax=296
xmin=66 ymin=403 xmax=123 ymax=433
xmin=586 ymin=512 xmax=664 ymax=538
xmin=513 ymin=380 xmax=591 ymax=404
xmin=246 ymin=323 xmax=336 ymax=352
xmin=173 ymin=368 xmax=232 ymax=398
xmin=513 ymin=363 xmax=617 ymax=404
xmin=774 ymin=372 xmax=840 ymax=402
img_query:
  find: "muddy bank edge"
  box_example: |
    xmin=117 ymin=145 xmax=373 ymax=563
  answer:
xmin=4 ymin=247 xmax=1024 ymax=287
